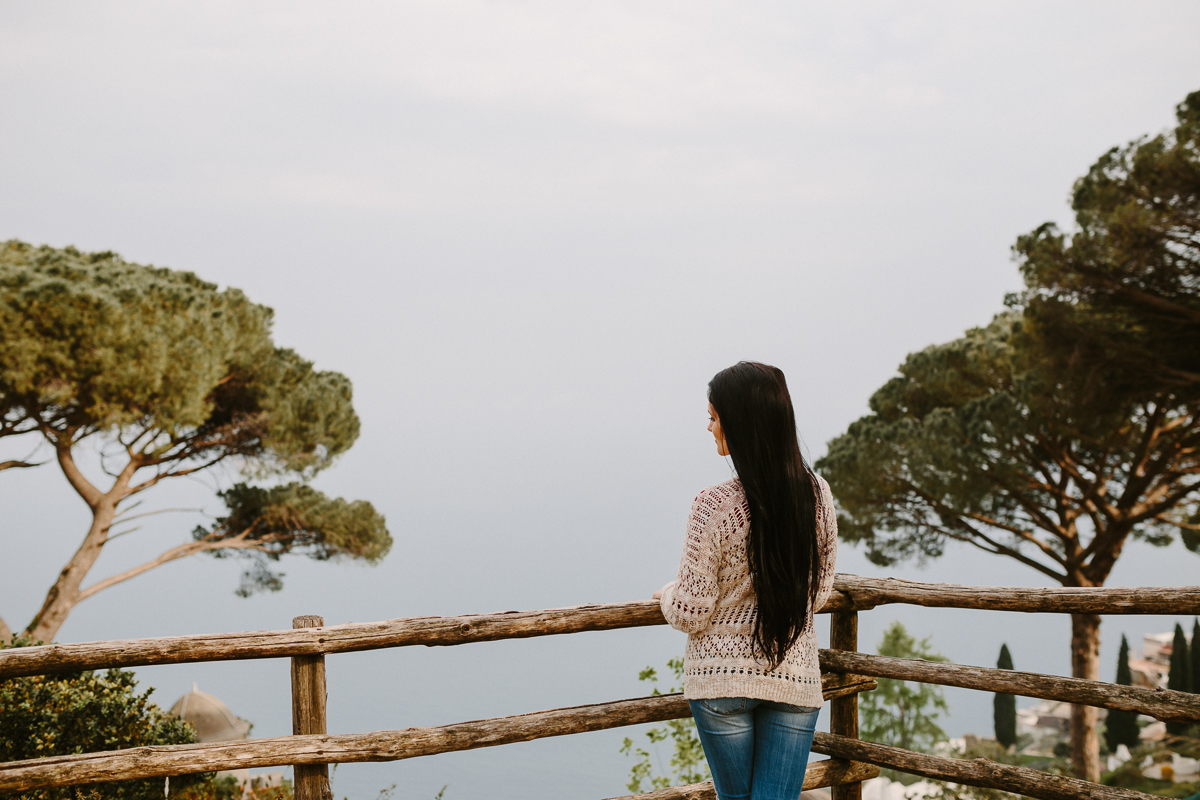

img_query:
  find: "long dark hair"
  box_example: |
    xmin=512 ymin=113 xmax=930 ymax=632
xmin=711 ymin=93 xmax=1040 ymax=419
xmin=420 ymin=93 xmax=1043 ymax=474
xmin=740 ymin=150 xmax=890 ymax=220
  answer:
xmin=708 ymin=361 xmax=820 ymax=670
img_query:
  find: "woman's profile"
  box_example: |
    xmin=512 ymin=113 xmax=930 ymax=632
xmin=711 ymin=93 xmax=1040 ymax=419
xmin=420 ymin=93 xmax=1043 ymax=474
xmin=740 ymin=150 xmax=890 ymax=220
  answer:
xmin=654 ymin=361 xmax=838 ymax=800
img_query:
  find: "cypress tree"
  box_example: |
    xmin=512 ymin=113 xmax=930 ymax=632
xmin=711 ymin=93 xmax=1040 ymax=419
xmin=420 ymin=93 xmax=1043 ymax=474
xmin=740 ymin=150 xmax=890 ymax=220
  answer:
xmin=1105 ymin=634 xmax=1140 ymax=751
xmin=1191 ymin=619 xmax=1200 ymax=697
xmin=1167 ymin=623 xmax=1191 ymax=736
xmin=994 ymin=643 xmax=1017 ymax=749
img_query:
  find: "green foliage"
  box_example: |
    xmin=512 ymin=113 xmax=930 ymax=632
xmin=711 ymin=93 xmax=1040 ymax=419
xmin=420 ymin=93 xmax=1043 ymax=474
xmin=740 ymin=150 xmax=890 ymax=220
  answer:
xmin=201 ymin=482 xmax=391 ymax=597
xmin=0 ymin=239 xmax=358 ymax=476
xmin=860 ymin=621 xmax=950 ymax=780
xmin=619 ymin=659 xmax=709 ymax=793
xmin=0 ymin=638 xmax=209 ymax=799
xmin=994 ymin=644 xmax=1016 ymax=750
xmin=1014 ymin=89 xmax=1200 ymax=404
xmin=1168 ymin=624 xmax=1192 ymax=736
xmin=1192 ymin=619 xmax=1200 ymax=698
xmin=1105 ymin=635 xmax=1140 ymax=752
xmin=816 ymin=311 xmax=1196 ymax=585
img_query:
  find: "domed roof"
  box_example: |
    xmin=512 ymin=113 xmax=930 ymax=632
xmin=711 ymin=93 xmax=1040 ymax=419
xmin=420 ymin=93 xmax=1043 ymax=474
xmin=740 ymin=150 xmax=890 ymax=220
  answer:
xmin=169 ymin=683 xmax=252 ymax=743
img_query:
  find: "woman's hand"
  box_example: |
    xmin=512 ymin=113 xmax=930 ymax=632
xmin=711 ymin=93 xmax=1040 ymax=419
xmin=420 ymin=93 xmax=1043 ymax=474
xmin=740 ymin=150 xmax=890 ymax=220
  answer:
xmin=652 ymin=590 xmax=662 ymax=600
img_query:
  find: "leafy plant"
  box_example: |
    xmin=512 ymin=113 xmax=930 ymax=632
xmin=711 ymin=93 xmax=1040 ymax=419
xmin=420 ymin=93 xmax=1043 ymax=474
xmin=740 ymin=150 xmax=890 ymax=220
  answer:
xmin=619 ymin=659 xmax=709 ymax=792
xmin=860 ymin=621 xmax=949 ymax=784
xmin=0 ymin=637 xmax=210 ymax=799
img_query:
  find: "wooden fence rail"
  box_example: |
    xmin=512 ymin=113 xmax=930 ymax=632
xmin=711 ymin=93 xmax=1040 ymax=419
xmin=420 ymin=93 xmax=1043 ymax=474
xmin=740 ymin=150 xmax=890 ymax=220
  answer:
xmin=820 ymin=650 xmax=1200 ymax=723
xmin=0 ymin=675 xmax=880 ymax=794
xmin=812 ymin=731 xmax=1160 ymax=800
xmin=4 ymin=577 xmax=1197 ymax=679
xmin=832 ymin=576 xmax=1200 ymax=614
xmin=0 ymin=601 xmax=674 ymax=679
xmin=600 ymin=759 xmax=881 ymax=800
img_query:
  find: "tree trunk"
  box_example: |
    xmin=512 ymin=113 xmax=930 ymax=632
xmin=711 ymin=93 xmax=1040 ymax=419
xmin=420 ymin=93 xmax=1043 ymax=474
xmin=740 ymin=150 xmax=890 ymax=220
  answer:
xmin=1070 ymin=612 xmax=1102 ymax=782
xmin=25 ymin=500 xmax=119 ymax=642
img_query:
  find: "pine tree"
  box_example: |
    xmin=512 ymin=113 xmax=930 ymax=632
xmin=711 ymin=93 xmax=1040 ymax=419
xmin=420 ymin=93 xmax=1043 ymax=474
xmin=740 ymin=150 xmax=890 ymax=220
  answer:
xmin=1191 ymin=619 xmax=1200 ymax=697
xmin=1167 ymin=623 xmax=1192 ymax=736
xmin=994 ymin=643 xmax=1017 ymax=749
xmin=1105 ymin=634 xmax=1140 ymax=751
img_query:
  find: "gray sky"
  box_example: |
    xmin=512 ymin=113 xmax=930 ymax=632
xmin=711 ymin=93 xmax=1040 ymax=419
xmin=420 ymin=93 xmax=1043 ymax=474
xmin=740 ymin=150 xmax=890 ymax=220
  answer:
xmin=2 ymin=3 xmax=1200 ymax=798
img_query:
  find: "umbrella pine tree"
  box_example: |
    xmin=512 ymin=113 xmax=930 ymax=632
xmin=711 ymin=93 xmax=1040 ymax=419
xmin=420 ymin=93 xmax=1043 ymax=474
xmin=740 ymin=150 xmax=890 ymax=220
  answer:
xmin=0 ymin=241 xmax=392 ymax=642
xmin=818 ymin=89 xmax=1200 ymax=781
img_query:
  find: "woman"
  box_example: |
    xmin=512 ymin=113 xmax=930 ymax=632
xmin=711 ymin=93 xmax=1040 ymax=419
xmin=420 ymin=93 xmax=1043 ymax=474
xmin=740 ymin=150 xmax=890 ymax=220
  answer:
xmin=654 ymin=361 xmax=838 ymax=800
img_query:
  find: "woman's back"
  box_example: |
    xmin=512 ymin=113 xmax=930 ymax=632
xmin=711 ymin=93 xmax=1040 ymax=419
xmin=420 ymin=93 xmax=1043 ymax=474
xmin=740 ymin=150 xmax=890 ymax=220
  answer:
xmin=659 ymin=474 xmax=838 ymax=709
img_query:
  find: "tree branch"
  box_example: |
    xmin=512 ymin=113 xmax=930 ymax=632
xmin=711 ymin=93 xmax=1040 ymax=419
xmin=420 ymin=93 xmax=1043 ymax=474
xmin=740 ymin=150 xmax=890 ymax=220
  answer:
xmin=1130 ymin=477 xmax=1200 ymax=524
xmin=50 ymin=434 xmax=103 ymax=509
xmin=958 ymin=508 xmax=1069 ymax=567
xmin=123 ymin=457 xmax=230 ymax=499
xmin=1111 ymin=282 xmax=1200 ymax=324
xmin=941 ymin=520 xmax=1069 ymax=583
xmin=110 ymin=507 xmax=203 ymax=525
xmin=0 ymin=460 xmax=42 ymax=471
xmin=76 ymin=531 xmax=262 ymax=602
xmin=900 ymin=480 xmax=1069 ymax=570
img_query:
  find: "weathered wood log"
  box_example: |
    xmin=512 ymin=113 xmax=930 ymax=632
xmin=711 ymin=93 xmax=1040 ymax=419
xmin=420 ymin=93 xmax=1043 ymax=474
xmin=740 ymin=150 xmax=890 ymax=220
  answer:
xmin=0 ymin=694 xmax=692 ymax=792
xmin=0 ymin=602 xmax=668 ymax=678
xmin=813 ymin=731 xmax=1160 ymax=800
xmin=4 ymin=576 xmax=1194 ymax=680
xmin=820 ymin=672 xmax=877 ymax=701
xmin=0 ymin=594 xmax=850 ymax=679
xmin=291 ymin=616 xmax=331 ymax=800
xmin=835 ymin=575 xmax=1200 ymax=614
xmin=0 ymin=679 xmax=877 ymax=794
xmin=820 ymin=650 xmax=1200 ymax=723
xmin=828 ymin=611 xmax=862 ymax=800
xmin=600 ymin=759 xmax=880 ymax=800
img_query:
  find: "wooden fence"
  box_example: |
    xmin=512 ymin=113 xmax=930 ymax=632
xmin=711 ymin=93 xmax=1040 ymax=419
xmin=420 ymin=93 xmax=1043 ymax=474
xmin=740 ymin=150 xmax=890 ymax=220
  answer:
xmin=2 ymin=576 xmax=1199 ymax=800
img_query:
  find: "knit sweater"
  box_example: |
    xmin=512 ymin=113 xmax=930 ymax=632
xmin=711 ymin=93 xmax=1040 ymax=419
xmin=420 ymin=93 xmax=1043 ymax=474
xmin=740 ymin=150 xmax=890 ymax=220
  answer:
xmin=658 ymin=476 xmax=838 ymax=708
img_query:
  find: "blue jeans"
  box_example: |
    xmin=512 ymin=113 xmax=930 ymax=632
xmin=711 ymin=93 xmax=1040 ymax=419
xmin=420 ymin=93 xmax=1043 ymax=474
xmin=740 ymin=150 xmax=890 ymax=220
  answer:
xmin=689 ymin=698 xmax=820 ymax=800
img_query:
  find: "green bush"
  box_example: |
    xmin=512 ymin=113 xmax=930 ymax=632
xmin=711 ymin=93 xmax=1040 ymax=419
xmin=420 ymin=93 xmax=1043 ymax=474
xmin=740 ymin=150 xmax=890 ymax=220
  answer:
xmin=0 ymin=637 xmax=211 ymax=799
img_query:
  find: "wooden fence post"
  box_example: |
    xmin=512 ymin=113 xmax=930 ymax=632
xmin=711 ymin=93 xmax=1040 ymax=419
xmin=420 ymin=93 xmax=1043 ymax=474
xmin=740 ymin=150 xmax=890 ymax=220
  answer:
xmin=830 ymin=610 xmax=861 ymax=800
xmin=291 ymin=616 xmax=332 ymax=800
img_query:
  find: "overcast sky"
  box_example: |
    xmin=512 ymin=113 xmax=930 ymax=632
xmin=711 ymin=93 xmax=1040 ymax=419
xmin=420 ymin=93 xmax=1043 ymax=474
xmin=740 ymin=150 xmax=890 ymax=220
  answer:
xmin=3 ymin=3 xmax=1200 ymax=798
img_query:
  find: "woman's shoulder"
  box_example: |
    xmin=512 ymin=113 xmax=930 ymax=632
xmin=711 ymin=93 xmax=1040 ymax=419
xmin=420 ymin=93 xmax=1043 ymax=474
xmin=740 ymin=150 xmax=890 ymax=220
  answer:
xmin=689 ymin=479 xmax=745 ymax=520
xmin=811 ymin=472 xmax=835 ymax=507
xmin=693 ymin=478 xmax=744 ymax=505
xmin=691 ymin=482 xmax=744 ymax=532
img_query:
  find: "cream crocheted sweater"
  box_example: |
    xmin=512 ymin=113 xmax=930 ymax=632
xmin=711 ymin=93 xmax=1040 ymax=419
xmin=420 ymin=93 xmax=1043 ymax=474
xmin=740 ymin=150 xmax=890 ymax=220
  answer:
xmin=658 ymin=476 xmax=838 ymax=708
